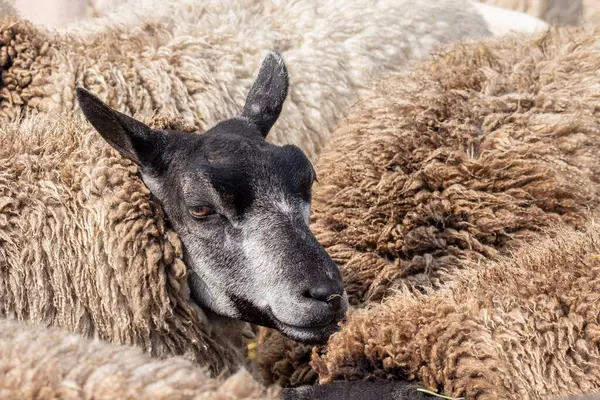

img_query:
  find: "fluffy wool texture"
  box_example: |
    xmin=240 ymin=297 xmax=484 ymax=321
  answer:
xmin=254 ymin=26 xmax=600 ymax=386
xmin=309 ymin=26 xmax=600 ymax=304
xmin=0 ymin=0 xmax=494 ymax=161
xmin=313 ymin=219 xmax=600 ymax=399
xmin=11 ymin=0 xmax=553 ymax=35
xmin=475 ymin=0 xmax=600 ymax=26
xmin=0 ymin=318 xmax=277 ymax=400
xmin=311 ymin=26 xmax=600 ymax=304
xmin=0 ymin=112 xmax=250 ymax=375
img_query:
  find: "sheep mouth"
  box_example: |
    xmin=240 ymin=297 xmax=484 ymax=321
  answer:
xmin=271 ymin=316 xmax=342 ymax=344
xmin=187 ymin=280 xmax=342 ymax=344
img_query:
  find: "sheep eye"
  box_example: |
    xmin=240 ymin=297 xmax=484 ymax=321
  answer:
xmin=189 ymin=205 xmax=215 ymax=219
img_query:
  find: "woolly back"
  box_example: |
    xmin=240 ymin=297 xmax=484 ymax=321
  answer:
xmin=311 ymin=27 xmax=600 ymax=305
xmin=314 ymin=220 xmax=600 ymax=399
xmin=252 ymin=25 xmax=600 ymax=389
xmin=0 ymin=0 xmax=491 ymax=160
xmin=0 ymin=318 xmax=277 ymax=399
xmin=0 ymin=112 xmax=246 ymax=374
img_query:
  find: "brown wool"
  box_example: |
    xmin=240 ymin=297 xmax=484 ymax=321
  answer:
xmin=0 ymin=0 xmax=493 ymax=161
xmin=311 ymin=26 xmax=600 ymax=304
xmin=255 ymin=27 xmax=600 ymax=389
xmin=0 ymin=318 xmax=278 ymax=400
xmin=314 ymin=220 xmax=600 ymax=399
xmin=0 ymin=113 xmax=248 ymax=375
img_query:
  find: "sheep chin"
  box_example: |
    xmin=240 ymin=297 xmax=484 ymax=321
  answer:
xmin=271 ymin=317 xmax=342 ymax=345
xmin=191 ymin=301 xmax=254 ymax=348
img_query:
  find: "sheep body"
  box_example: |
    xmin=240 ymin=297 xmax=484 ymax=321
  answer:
xmin=0 ymin=0 xmax=491 ymax=377
xmin=254 ymin=26 xmax=600 ymax=386
xmin=0 ymin=318 xmax=277 ymax=400
xmin=1 ymin=314 xmax=598 ymax=400
xmin=310 ymin=26 xmax=600 ymax=304
xmin=0 ymin=112 xmax=247 ymax=374
xmin=0 ymin=0 xmax=496 ymax=160
xmin=313 ymin=220 xmax=600 ymax=399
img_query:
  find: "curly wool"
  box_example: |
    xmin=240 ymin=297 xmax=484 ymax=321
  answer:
xmin=254 ymin=26 xmax=600 ymax=387
xmin=254 ymin=329 xmax=318 ymax=388
xmin=0 ymin=112 xmax=248 ymax=375
xmin=0 ymin=318 xmax=277 ymax=400
xmin=313 ymin=219 xmax=600 ymax=399
xmin=0 ymin=0 xmax=493 ymax=161
xmin=310 ymin=26 xmax=600 ymax=304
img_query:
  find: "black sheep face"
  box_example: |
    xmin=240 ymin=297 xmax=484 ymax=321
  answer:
xmin=76 ymin=52 xmax=348 ymax=344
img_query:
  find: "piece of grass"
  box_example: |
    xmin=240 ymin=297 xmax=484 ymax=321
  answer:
xmin=416 ymin=388 xmax=465 ymax=400
xmin=247 ymin=339 xmax=258 ymax=359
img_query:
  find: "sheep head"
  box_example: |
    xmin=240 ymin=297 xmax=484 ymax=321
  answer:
xmin=76 ymin=52 xmax=347 ymax=345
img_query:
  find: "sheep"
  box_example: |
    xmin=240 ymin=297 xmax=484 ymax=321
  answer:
xmin=312 ymin=218 xmax=600 ymax=399
xmin=0 ymin=316 xmax=431 ymax=400
xmin=0 ymin=53 xmax=350 ymax=375
xmin=254 ymin=26 xmax=600 ymax=387
xmin=1 ymin=316 xmax=450 ymax=399
xmin=0 ymin=111 xmax=248 ymax=375
xmin=309 ymin=26 xmax=600 ymax=304
xmin=14 ymin=313 xmax=598 ymax=400
xmin=0 ymin=318 xmax=278 ymax=400
xmin=11 ymin=0 xmax=552 ymax=36
xmin=0 ymin=0 xmax=499 ymax=162
xmin=5 ymin=313 xmax=599 ymax=400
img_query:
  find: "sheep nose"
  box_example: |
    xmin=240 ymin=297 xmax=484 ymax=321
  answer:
xmin=308 ymin=284 xmax=335 ymax=301
xmin=307 ymin=284 xmax=345 ymax=311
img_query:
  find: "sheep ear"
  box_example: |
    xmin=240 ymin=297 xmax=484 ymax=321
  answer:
xmin=241 ymin=52 xmax=289 ymax=138
xmin=76 ymin=88 xmax=165 ymax=171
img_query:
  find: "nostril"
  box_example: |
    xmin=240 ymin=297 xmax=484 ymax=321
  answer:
xmin=308 ymin=284 xmax=336 ymax=302
xmin=305 ymin=284 xmax=346 ymax=316
xmin=326 ymin=293 xmax=343 ymax=310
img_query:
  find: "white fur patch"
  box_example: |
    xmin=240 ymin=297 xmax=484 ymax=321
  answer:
xmin=302 ymin=202 xmax=311 ymax=225
xmin=472 ymin=2 xmax=549 ymax=36
xmin=274 ymin=197 xmax=294 ymax=218
xmin=141 ymin=173 xmax=162 ymax=195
